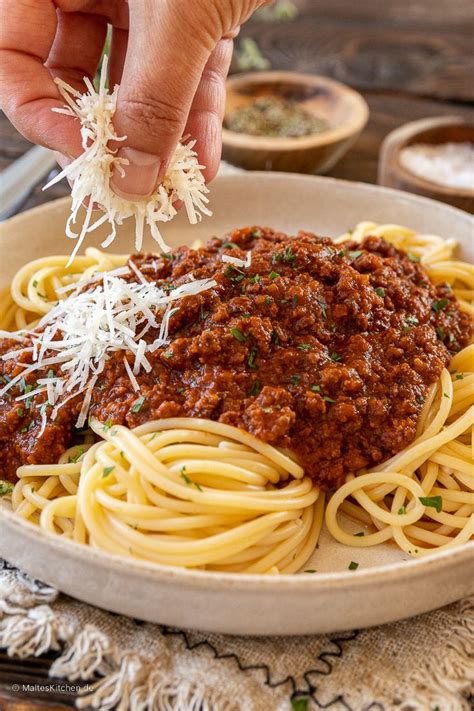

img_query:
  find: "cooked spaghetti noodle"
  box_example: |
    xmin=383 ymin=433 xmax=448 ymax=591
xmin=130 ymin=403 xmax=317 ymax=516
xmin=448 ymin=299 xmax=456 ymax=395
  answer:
xmin=1 ymin=221 xmax=473 ymax=571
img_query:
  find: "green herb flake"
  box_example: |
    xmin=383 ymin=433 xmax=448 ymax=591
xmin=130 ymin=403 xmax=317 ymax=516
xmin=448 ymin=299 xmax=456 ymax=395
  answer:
xmin=264 ymin=296 xmax=272 ymax=306
xmin=354 ymin=531 xmax=365 ymax=537
xmin=330 ymin=352 xmax=342 ymax=362
xmin=310 ymin=384 xmax=321 ymax=393
xmin=455 ymin=373 xmax=464 ymax=380
xmin=249 ymin=274 xmax=261 ymax=284
xmin=431 ymin=299 xmax=449 ymax=313
xmin=20 ymin=421 xmax=35 ymax=433
xmin=407 ymin=251 xmax=420 ymax=263
xmin=222 ymin=241 xmax=239 ymax=249
xmin=375 ymin=287 xmax=385 ymax=297
xmin=103 ymin=418 xmax=114 ymax=431
xmin=271 ymin=331 xmax=280 ymax=346
xmin=323 ymin=396 xmax=336 ymax=404
xmin=348 ymin=561 xmax=359 ymax=570
xmin=32 ymin=280 xmax=38 ymax=288
xmin=262 ymin=407 xmax=271 ymax=414
xmin=181 ymin=469 xmax=202 ymax=491
xmin=69 ymin=446 xmax=84 ymax=464
xmin=269 ymin=271 xmax=280 ymax=280
xmin=130 ymin=396 xmax=146 ymax=413
xmin=17 ymin=407 xmax=24 ymax=418
xmin=337 ymin=250 xmax=346 ymax=258
xmin=398 ymin=506 xmax=406 ymax=515
xmin=176 ymin=387 xmax=185 ymax=394
xmin=291 ymin=695 xmax=309 ymax=711
xmin=291 ymin=294 xmax=299 ymax=308
xmin=163 ymin=351 xmax=173 ymax=359
xmin=297 ymin=344 xmax=312 ymax=351
xmin=230 ymin=327 xmax=246 ymax=342
xmin=436 ymin=326 xmax=445 ymax=340
xmin=304 ymin=570 xmax=317 ymax=574
xmin=199 ymin=305 xmax=209 ymax=321
xmin=419 ymin=495 xmax=442 ymax=513
xmin=247 ymin=347 xmax=258 ymax=369
xmin=290 ymin=374 xmax=301 ymax=384
xmin=0 ymin=481 xmax=14 ymax=497
xmin=348 ymin=250 xmax=363 ymax=259
xmin=403 ymin=315 xmax=419 ymax=330
xmin=241 ymin=312 xmax=251 ymax=318
xmin=18 ymin=377 xmax=27 ymax=394
xmin=443 ymin=392 xmax=450 ymax=399
xmin=102 ymin=466 xmax=115 ymax=478
xmin=248 ymin=379 xmax=262 ymax=397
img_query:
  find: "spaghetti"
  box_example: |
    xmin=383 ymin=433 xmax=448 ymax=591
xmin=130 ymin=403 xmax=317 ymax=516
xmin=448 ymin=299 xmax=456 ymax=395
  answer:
xmin=1 ymin=222 xmax=473 ymax=571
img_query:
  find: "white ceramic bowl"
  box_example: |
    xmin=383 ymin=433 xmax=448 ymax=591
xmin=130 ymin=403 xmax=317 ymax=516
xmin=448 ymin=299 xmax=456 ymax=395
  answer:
xmin=0 ymin=173 xmax=472 ymax=636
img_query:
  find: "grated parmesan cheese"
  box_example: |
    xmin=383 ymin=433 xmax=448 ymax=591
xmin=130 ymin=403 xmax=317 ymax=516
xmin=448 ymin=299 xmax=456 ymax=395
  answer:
xmin=1 ymin=267 xmax=216 ymax=428
xmin=221 ymin=251 xmax=252 ymax=269
xmin=43 ymin=56 xmax=212 ymax=264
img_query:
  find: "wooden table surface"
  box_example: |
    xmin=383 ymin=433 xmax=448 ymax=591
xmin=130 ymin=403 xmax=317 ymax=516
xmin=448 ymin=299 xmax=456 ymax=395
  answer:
xmin=0 ymin=1 xmax=473 ymax=708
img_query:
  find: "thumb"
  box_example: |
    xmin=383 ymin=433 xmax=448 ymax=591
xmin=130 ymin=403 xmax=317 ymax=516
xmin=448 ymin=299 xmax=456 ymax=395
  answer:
xmin=110 ymin=0 xmax=217 ymax=200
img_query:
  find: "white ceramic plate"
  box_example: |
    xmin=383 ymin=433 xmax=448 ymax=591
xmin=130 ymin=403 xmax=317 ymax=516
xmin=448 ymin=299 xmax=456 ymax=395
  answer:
xmin=0 ymin=173 xmax=473 ymax=636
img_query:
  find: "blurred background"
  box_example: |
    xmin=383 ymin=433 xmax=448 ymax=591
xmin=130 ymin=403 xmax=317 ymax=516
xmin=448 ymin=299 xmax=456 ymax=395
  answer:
xmin=1 ymin=0 xmax=473 ymax=213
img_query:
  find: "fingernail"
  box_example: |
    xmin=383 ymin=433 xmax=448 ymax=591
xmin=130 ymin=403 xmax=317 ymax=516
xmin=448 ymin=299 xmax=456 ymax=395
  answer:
xmin=111 ymin=148 xmax=161 ymax=200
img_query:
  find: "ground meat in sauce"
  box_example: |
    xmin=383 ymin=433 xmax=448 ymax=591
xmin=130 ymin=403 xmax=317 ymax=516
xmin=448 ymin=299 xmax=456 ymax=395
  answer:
xmin=0 ymin=227 xmax=471 ymax=486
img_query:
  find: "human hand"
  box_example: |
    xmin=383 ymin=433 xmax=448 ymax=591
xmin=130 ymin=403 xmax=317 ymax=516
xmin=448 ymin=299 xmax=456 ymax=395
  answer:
xmin=0 ymin=0 xmax=269 ymax=199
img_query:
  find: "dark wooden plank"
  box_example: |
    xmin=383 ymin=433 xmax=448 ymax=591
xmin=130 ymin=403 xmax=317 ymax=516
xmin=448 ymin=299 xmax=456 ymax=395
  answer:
xmin=241 ymin=0 xmax=474 ymax=102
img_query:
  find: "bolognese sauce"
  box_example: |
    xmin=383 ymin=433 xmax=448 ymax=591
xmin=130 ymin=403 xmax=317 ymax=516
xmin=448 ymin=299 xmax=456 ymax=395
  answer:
xmin=0 ymin=227 xmax=471 ymax=485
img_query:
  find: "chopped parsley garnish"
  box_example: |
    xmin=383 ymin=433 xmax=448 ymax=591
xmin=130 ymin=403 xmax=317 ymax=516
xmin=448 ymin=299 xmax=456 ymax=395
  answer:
xmin=419 ymin=495 xmax=442 ymax=512
xmin=0 ymin=481 xmax=14 ymax=496
xmin=161 ymin=252 xmax=178 ymax=260
xmin=176 ymin=387 xmax=185 ymax=394
xmin=241 ymin=312 xmax=251 ymax=318
xmin=407 ymin=251 xmax=420 ymax=263
xmin=443 ymin=392 xmax=450 ymax=399
xmin=32 ymin=280 xmax=38 ymax=287
xmin=304 ymin=569 xmax=317 ymax=573
xmin=199 ymin=305 xmax=209 ymax=321
xmin=330 ymin=352 xmax=342 ymax=362
xmin=403 ymin=315 xmax=419 ymax=330
xmin=354 ymin=531 xmax=365 ymax=537
xmin=131 ymin=395 xmax=146 ymax=413
xmin=310 ymin=384 xmax=321 ymax=393
xmin=348 ymin=250 xmax=362 ymax=259
xmin=273 ymin=246 xmax=296 ymax=265
xmin=69 ymin=447 xmax=84 ymax=464
xmin=262 ymin=407 xmax=271 ymax=414
xmin=297 ymin=344 xmax=312 ymax=351
xmin=20 ymin=421 xmax=36 ymax=433
xmin=248 ymin=274 xmax=261 ymax=284
xmin=17 ymin=407 xmax=24 ymax=418
xmin=455 ymin=373 xmax=464 ymax=380
xmin=269 ymin=271 xmax=280 ymax=280
xmin=431 ymin=299 xmax=449 ymax=312
xmin=180 ymin=469 xmax=203 ymax=491
xmin=398 ymin=506 xmax=406 ymax=515
xmin=248 ymin=379 xmax=262 ymax=397
xmin=317 ymin=301 xmax=327 ymax=319
xmin=337 ymin=250 xmax=346 ymax=258
xmin=417 ymin=394 xmax=425 ymax=404
xmin=348 ymin=561 xmax=359 ymax=570
xmin=271 ymin=331 xmax=280 ymax=346
xmin=250 ymin=229 xmax=262 ymax=238
xmin=291 ymin=294 xmax=299 ymax=308
xmin=247 ymin=347 xmax=258 ymax=369
xmin=224 ymin=265 xmax=245 ymax=282
xmin=230 ymin=327 xmax=246 ymax=342
xmin=436 ymin=326 xmax=445 ymax=340
xmin=323 ymin=396 xmax=336 ymax=403
xmin=375 ymin=287 xmax=385 ymax=297
xmin=102 ymin=466 xmax=115 ymax=477
xmin=264 ymin=296 xmax=272 ymax=306
xmin=290 ymin=374 xmax=301 ymax=384
xmin=163 ymin=351 xmax=173 ymax=359
xmin=103 ymin=418 xmax=114 ymax=431
xmin=222 ymin=241 xmax=238 ymax=249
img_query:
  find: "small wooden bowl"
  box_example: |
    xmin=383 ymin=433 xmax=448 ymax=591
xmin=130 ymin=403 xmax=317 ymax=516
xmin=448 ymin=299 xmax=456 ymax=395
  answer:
xmin=378 ymin=117 xmax=474 ymax=214
xmin=222 ymin=71 xmax=369 ymax=174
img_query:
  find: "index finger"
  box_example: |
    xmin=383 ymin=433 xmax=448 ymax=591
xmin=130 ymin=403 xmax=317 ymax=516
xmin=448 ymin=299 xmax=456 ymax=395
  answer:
xmin=0 ymin=0 xmax=82 ymax=156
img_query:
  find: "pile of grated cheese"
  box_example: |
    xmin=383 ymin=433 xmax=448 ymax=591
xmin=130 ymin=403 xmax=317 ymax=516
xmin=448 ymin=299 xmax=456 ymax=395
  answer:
xmin=43 ymin=56 xmax=212 ymax=265
xmin=0 ymin=263 xmax=216 ymax=431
